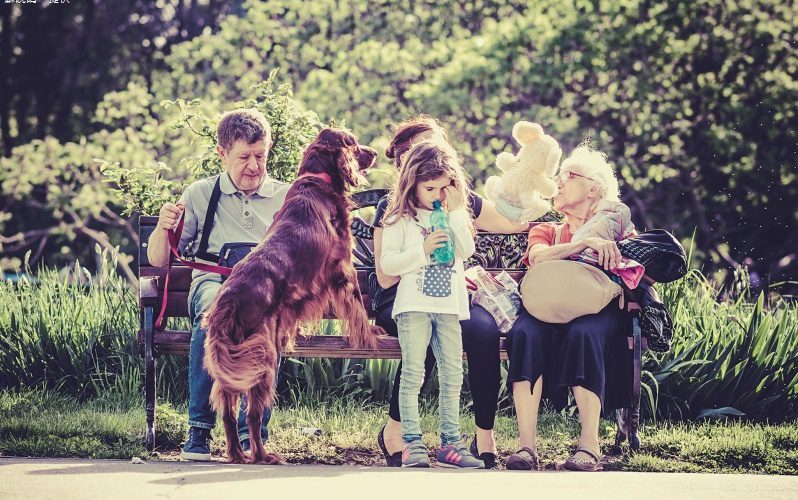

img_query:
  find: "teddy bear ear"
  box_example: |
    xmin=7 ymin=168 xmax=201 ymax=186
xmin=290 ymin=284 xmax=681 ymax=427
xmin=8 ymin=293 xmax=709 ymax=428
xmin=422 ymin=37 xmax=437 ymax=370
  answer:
xmin=513 ymin=121 xmax=543 ymax=144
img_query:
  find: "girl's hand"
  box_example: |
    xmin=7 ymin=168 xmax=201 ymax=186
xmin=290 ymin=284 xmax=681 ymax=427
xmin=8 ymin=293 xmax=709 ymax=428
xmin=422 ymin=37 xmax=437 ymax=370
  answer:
xmin=442 ymin=186 xmax=464 ymax=211
xmin=582 ymin=237 xmax=622 ymax=270
xmin=423 ymin=230 xmax=449 ymax=255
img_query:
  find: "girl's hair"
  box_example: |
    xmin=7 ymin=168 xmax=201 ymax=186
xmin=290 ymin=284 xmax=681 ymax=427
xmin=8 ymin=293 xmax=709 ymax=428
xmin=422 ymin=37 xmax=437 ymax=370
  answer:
xmin=385 ymin=115 xmax=449 ymax=169
xmin=383 ymin=139 xmax=474 ymax=235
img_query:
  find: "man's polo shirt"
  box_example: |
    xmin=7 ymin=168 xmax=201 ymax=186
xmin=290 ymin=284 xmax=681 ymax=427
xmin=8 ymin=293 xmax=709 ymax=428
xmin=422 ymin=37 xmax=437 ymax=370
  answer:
xmin=177 ymin=171 xmax=291 ymax=302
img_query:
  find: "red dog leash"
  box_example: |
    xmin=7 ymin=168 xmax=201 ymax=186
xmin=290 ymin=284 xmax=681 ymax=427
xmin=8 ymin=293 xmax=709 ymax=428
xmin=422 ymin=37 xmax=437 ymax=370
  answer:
xmin=154 ymin=215 xmax=233 ymax=330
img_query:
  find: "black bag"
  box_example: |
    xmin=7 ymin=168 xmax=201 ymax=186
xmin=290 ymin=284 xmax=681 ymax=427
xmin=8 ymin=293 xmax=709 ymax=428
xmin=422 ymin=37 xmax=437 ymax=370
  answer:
xmin=218 ymin=242 xmax=257 ymax=268
xmin=368 ymin=272 xmax=397 ymax=313
xmin=618 ymin=229 xmax=687 ymax=283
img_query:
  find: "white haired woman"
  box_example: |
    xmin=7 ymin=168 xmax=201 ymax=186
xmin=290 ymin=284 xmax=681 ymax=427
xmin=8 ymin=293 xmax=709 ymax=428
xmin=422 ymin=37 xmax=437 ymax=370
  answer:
xmin=504 ymin=146 xmax=634 ymax=472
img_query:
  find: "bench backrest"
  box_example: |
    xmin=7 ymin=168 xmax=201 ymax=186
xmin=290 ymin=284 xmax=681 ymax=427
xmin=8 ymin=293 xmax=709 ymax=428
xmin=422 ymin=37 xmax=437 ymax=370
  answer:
xmin=138 ymin=189 xmax=531 ymax=320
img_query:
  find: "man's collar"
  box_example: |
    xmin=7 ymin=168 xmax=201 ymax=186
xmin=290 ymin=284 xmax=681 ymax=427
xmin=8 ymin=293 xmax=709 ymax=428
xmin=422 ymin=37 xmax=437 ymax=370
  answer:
xmin=220 ymin=171 xmax=276 ymax=197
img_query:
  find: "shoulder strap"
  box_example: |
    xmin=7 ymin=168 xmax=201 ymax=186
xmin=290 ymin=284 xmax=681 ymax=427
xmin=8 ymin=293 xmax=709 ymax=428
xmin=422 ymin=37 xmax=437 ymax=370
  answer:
xmin=194 ymin=176 xmax=222 ymax=262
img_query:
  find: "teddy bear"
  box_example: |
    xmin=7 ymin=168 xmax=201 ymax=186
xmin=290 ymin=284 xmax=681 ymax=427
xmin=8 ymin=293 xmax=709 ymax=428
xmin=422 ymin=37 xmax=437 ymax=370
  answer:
xmin=484 ymin=121 xmax=562 ymax=222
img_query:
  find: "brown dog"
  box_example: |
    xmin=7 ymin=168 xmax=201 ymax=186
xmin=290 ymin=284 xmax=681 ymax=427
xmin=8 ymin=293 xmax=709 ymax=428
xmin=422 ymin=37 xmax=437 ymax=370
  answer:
xmin=202 ymin=128 xmax=383 ymax=464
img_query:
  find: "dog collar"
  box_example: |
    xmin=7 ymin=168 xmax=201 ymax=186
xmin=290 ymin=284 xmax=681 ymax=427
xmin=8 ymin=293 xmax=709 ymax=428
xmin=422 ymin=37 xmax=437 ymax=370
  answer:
xmin=298 ymin=172 xmax=332 ymax=184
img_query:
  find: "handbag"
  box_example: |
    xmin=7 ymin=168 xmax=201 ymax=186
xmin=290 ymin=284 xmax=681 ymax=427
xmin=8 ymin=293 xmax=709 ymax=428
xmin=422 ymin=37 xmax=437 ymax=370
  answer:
xmin=617 ymin=229 xmax=687 ymax=283
xmin=520 ymin=260 xmax=623 ymax=324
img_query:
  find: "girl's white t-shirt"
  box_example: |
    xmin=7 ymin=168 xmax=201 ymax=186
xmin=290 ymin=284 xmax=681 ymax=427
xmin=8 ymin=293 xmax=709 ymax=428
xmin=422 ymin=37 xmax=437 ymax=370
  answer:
xmin=380 ymin=208 xmax=476 ymax=320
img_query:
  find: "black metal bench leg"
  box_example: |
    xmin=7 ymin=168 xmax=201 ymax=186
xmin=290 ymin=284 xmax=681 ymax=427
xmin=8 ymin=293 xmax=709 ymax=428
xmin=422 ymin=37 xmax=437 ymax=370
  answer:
xmin=144 ymin=305 xmax=157 ymax=452
xmin=629 ymin=314 xmax=642 ymax=453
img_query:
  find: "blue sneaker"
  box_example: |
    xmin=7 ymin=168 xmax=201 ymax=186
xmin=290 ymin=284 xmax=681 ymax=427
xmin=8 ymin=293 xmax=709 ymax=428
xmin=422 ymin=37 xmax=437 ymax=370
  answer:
xmin=402 ymin=441 xmax=431 ymax=468
xmin=436 ymin=442 xmax=485 ymax=469
xmin=180 ymin=427 xmax=212 ymax=461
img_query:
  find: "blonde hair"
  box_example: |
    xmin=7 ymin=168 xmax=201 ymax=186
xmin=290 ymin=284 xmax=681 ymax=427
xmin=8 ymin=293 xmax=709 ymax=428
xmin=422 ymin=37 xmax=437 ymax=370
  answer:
xmin=383 ymin=139 xmax=474 ymax=235
xmin=560 ymin=145 xmax=620 ymax=202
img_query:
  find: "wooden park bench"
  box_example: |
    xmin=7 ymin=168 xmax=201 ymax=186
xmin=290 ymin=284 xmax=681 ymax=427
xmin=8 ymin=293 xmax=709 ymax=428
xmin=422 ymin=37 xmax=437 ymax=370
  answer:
xmin=138 ymin=188 xmax=645 ymax=456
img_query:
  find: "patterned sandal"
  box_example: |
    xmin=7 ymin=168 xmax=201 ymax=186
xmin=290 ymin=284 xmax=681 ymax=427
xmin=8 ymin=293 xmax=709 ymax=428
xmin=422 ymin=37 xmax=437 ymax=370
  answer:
xmin=506 ymin=447 xmax=540 ymax=471
xmin=564 ymin=447 xmax=603 ymax=472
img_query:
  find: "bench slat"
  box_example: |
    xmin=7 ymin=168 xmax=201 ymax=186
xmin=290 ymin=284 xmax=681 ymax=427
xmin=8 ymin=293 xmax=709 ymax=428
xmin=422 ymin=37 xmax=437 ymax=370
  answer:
xmin=143 ymin=330 xmax=510 ymax=360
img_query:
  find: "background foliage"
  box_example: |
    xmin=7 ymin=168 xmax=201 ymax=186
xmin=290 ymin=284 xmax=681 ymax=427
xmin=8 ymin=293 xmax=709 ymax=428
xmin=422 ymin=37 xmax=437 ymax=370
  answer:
xmin=0 ymin=0 xmax=795 ymax=288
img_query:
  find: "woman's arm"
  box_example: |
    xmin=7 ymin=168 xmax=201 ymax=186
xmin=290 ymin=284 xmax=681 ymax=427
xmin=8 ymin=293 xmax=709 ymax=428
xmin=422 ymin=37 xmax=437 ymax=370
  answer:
xmin=373 ymin=227 xmax=400 ymax=289
xmin=526 ymin=237 xmax=621 ymax=269
xmin=526 ymin=241 xmax=586 ymax=266
xmin=474 ymin=198 xmax=529 ymax=233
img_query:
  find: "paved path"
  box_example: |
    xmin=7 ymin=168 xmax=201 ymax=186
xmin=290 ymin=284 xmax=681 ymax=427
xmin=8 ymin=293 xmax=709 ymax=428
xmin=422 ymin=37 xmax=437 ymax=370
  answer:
xmin=1 ymin=457 xmax=797 ymax=500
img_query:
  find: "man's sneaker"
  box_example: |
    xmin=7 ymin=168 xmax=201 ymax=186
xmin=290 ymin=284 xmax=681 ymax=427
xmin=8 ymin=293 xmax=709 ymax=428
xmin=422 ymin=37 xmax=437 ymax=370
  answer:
xmin=436 ymin=442 xmax=485 ymax=469
xmin=180 ymin=426 xmax=212 ymax=461
xmin=402 ymin=441 xmax=431 ymax=468
xmin=240 ymin=438 xmax=251 ymax=453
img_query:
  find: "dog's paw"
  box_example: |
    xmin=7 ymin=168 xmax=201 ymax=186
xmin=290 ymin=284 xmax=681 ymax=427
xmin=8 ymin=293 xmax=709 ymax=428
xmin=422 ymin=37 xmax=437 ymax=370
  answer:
xmin=228 ymin=450 xmax=248 ymax=464
xmin=253 ymin=452 xmax=286 ymax=465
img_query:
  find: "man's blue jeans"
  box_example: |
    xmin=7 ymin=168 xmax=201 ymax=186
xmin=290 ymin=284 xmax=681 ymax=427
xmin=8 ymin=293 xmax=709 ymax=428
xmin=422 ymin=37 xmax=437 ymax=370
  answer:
xmin=396 ymin=312 xmax=464 ymax=446
xmin=188 ymin=279 xmax=276 ymax=443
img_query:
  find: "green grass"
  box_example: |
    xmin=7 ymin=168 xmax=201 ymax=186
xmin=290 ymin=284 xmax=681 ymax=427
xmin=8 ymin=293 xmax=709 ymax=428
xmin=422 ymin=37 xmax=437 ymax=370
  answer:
xmin=1 ymin=389 xmax=796 ymax=474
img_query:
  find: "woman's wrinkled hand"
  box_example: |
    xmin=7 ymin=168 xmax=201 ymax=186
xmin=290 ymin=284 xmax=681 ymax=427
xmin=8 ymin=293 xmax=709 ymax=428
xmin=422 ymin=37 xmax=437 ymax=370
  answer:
xmin=583 ymin=237 xmax=622 ymax=270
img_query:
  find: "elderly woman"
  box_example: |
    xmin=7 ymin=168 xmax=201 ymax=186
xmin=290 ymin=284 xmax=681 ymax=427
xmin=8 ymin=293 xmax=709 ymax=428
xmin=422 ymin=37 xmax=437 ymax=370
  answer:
xmin=373 ymin=116 xmax=528 ymax=468
xmin=505 ymin=146 xmax=632 ymax=472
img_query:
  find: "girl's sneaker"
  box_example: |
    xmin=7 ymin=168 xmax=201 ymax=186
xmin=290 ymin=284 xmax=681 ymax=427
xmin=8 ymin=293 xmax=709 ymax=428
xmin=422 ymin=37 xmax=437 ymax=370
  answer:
xmin=402 ymin=441 xmax=431 ymax=468
xmin=436 ymin=442 xmax=485 ymax=469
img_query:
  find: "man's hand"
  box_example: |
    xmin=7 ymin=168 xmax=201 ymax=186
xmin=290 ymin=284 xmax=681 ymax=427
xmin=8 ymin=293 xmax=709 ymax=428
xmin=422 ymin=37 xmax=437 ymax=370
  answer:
xmin=423 ymin=230 xmax=449 ymax=255
xmin=157 ymin=202 xmax=184 ymax=232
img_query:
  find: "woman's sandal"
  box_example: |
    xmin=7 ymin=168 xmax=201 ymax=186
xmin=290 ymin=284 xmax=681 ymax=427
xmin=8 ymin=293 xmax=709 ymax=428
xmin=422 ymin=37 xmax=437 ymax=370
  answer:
xmin=470 ymin=436 xmax=498 ymax=469
xmin=564 ymin=447 xmax=603 ymax=472
xmin=377 ymin=425 xmax=402 ymax=467
xmin=506 ymin=447 xmax=540 ymax=471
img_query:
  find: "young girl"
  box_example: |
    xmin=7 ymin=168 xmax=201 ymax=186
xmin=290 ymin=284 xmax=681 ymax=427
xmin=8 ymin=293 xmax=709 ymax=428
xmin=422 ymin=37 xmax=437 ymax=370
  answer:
xmin=380 ymin=139 xmax=482 ymax=468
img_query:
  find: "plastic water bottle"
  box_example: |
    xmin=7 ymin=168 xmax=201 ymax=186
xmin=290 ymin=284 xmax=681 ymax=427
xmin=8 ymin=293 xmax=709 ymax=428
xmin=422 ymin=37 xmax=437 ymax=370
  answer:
xmin=430 ymin=200 xmax=455 ymax=266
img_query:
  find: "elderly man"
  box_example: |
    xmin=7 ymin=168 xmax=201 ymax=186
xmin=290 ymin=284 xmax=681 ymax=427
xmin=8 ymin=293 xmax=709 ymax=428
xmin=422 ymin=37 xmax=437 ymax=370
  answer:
xmin=148 ymin=109 xmax=290 ymax=461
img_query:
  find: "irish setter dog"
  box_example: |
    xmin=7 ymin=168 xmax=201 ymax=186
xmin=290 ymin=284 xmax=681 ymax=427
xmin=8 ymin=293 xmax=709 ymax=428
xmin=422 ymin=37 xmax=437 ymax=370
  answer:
xmin=202 ymin=128 xmax=383 ymax=464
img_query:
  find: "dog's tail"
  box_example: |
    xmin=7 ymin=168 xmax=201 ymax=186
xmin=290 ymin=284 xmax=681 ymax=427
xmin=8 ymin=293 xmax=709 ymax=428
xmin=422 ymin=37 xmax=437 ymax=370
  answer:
xmin=203 ymin=292 xmax=279 ymax=411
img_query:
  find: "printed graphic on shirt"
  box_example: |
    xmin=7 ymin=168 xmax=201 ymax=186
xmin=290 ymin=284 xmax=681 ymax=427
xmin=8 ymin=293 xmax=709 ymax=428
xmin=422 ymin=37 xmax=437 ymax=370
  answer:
xmin=421 ymin=265 xmax=453 ymax=297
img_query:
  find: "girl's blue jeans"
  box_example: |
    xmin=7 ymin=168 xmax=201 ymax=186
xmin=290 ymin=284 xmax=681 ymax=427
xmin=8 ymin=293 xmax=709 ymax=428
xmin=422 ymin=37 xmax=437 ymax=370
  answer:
xmin=396 ymin=311 xmax=464 ymax=446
